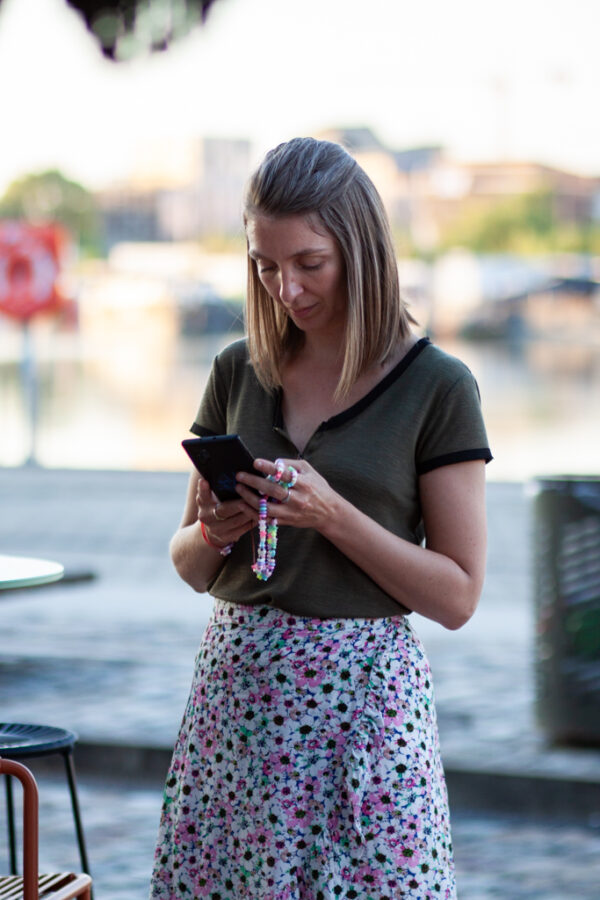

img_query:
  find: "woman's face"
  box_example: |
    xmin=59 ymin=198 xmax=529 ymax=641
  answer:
xmin=246 ymin=213 xmax=347 ymax=338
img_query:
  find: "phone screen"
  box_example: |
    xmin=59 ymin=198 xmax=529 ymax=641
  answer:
xmin=182 ymin=435 xmax=256 ymax=501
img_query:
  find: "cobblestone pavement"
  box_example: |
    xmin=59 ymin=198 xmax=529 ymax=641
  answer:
xmin=3 ymin=774 xmax=600 ymax=900
xmin=1 ymin=467 xmax=600 ymax=897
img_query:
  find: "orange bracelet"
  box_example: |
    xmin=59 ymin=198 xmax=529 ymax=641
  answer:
xmin=200 ymin=521 xmax=233 ymax=557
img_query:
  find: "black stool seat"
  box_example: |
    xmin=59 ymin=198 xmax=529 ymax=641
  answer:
xmin=0 ymin=723 xmax=77 ymax=757
xmin=0 ymin=722 xmax=90 ymax=883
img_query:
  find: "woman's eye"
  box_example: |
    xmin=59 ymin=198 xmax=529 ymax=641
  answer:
xmin=258 ymin=265 xmax=275 ymax=274
xmin=300 ymin=262 xmax=322 ymax=271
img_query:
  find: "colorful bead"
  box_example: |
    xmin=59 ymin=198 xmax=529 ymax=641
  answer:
xmin=253 ymin=460 xmax=299 ymax=580
xmin=252 ymin=496 xmax=278 ymax=581
xmin=280 ymin=464 xmax=298 ymax=489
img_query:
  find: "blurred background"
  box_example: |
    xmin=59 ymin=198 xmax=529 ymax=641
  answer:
xmin=0 ymin=0 xmax=598 ymax=480
xmin=1 ymin=3 xmax=600 ymax=897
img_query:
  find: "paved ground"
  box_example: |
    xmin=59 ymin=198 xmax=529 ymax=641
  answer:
xmin=1 ymin=467 xmax=600 ymax=898
xmin=18 ymin=774 xmax=600 ymax=900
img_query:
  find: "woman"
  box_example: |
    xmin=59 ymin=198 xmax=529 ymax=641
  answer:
xmin=150 ymin=137 xmax=492 ymax=899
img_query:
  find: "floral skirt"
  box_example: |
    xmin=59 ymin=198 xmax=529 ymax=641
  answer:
xmin=150 ymin=599 xmax=456 ymax=899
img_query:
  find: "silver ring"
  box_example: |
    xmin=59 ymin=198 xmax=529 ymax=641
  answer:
xmin=280 ymin=488 xmax=291 ymax=504
xmin=213 ymin=504 xmax=227 ymax=521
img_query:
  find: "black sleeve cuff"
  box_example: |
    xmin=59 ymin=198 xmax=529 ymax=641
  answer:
xmin=417 ymin=447 xmax=493 ymax=475
xmin=190 ymin=423 xmax=219 ymax=437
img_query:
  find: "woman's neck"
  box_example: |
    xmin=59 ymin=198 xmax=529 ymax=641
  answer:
xmin=291 ymin=329 xmax=345 ymax=370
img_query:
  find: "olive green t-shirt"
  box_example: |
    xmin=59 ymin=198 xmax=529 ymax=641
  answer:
xmin=191 ymin=336 xmax=492 ymax=618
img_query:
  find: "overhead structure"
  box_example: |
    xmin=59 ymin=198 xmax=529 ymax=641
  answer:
xmin=0 ymin=0 xmax=222 ymax=61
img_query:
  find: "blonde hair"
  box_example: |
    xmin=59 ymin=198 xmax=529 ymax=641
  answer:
xmin=243 ymin=137 xmax=413 ymax=399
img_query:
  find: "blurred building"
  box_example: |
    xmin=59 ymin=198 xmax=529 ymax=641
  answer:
xmin=318 ymin=127 xmax=600 ymax=252
xmin=98 ymin=137 xmax=252 ymax=249
xmin=95 ymin=127 xmax=600 ymax=255
xmin=317 ymin=127 xmax=445 ymax=251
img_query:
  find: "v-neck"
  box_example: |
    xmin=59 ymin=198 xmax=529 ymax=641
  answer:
xmin=273 ymin=336 xmax=431 ymax=439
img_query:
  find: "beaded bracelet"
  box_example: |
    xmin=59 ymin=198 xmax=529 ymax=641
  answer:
xmin=200 ymin=521 xmax=233 ymax=557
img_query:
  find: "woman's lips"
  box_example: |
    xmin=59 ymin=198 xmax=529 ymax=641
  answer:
xmin=290 ymin=303 xmax=316 ymax=319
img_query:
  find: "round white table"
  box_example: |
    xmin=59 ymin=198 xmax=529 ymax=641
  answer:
xmin=0 ymin=554 xmax=64 ymax=590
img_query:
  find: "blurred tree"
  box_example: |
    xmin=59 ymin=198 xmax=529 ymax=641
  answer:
xmin=0 ymin=170 xmax=102 ymax=256
xmin=440 ymin=189 xmax=600 ymax=255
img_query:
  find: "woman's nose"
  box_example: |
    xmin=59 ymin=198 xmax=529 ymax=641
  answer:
xmin=279 ymin=271 xmax=303 ymax=306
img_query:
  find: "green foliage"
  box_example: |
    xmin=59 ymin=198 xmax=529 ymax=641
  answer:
xmin=0 ymin=170 xmax=102 ymax=256
xmin=439 ymin=189 xmax=599 ymax=255
xmin=392 ymin=227 xmax=423 ymax=259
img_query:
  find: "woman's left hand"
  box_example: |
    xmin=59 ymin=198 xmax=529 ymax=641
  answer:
xmin=235 ymin=458 xmax=337 ymax=531
xmin=239 ymin=455 xmax=487 ymax=631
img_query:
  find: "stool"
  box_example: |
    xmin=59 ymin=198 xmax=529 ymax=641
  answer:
xmin=0 ymin=724 xmax=90 ymax=878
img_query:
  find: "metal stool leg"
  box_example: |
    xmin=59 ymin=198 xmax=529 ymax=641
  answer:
xmin=4 ymin=772 xmax=18 ymax=875
xmin=61 ymin=749 xmax=91 ymax=876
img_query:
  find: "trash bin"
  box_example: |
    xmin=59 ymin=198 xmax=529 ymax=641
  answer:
xmin=532 ymin=476 xmax=600 ymax=745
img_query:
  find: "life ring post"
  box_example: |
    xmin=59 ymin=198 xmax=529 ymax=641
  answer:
xmin=20 ymin=318 xmax=40 ymax=467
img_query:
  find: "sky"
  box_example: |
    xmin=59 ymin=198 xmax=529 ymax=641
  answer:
xmin=0 ymin=0 xmax=599 ymax=195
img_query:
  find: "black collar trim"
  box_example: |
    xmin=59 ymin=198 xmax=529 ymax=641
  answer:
xmin=273 ymin=336 xmax=431 ymax=433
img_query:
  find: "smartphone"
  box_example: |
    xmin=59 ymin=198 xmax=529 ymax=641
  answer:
xmin=181 ymin=434 xmax=257 ymax=501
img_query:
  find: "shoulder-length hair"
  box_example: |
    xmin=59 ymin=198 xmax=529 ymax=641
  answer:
xmin=243 ymin=137 xmax=414 ymax=400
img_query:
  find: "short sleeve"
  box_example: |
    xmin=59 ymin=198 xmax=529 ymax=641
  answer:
xmin=416 ymin=371 xmax=492 ymax=475
xmin=190 ymin=354 xmax=227 ymax=437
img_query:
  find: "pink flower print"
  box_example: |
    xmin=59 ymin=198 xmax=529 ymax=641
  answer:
xmin=327 ymin=808 xmax=342 ymax=844
xmin=248 ymin=824 xmax=273 ymax=850
xmin=402 ymin=813 xmax=422 ymax=831
xmin=321 ymin=728 xmax=346 ymax=758
xmin=390 ymin=820 xmax=422 ymax=867
xmin=197 ymin=732 xmax=217 ymax=757
xmin=396 ymin=843 xmax=421 ymax=867
xmin=383 ymin=703 xmax=405 ymax=729
xmin=268 ymin=751 xmax=296 ymax=778
xmin=354 ymin=862 xmax=384 ymax=889
xmin=194 ymin=875 xmax=216 ymax=898
xmin=284 ymin=800 xmax=315 ymax=831
xmin=370 ymin=788 xmax=397 ymax=815
xmin=174 ymin=817 xmax=198 ymax=850
xmin=151 ymin=602 xmax=457 ymax=898
xmin=258 ymin=686 xmax=283 ymax=707
xmin=199 ymin=843 xmax=219 ymax=868
xmin=291 ymin=658 xmax=326 ymax=689
xmin=281 ymin=697 xmax=302 ymax=721
xmin=298 ymin=774 xmax=321 ymax=798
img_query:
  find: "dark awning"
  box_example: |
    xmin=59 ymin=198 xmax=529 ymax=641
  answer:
xmin=0 ymin=0 xmax=222 ymax=61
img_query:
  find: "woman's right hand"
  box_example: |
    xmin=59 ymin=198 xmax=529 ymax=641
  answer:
xmin=195 ymin=475 xmax=258 ymax=550
xmin=169 ymin=470 xmax=257 ymax=593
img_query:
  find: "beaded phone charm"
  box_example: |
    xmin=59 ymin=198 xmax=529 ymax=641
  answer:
xmin=251 ymin=459 xmax=298 ymax=581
